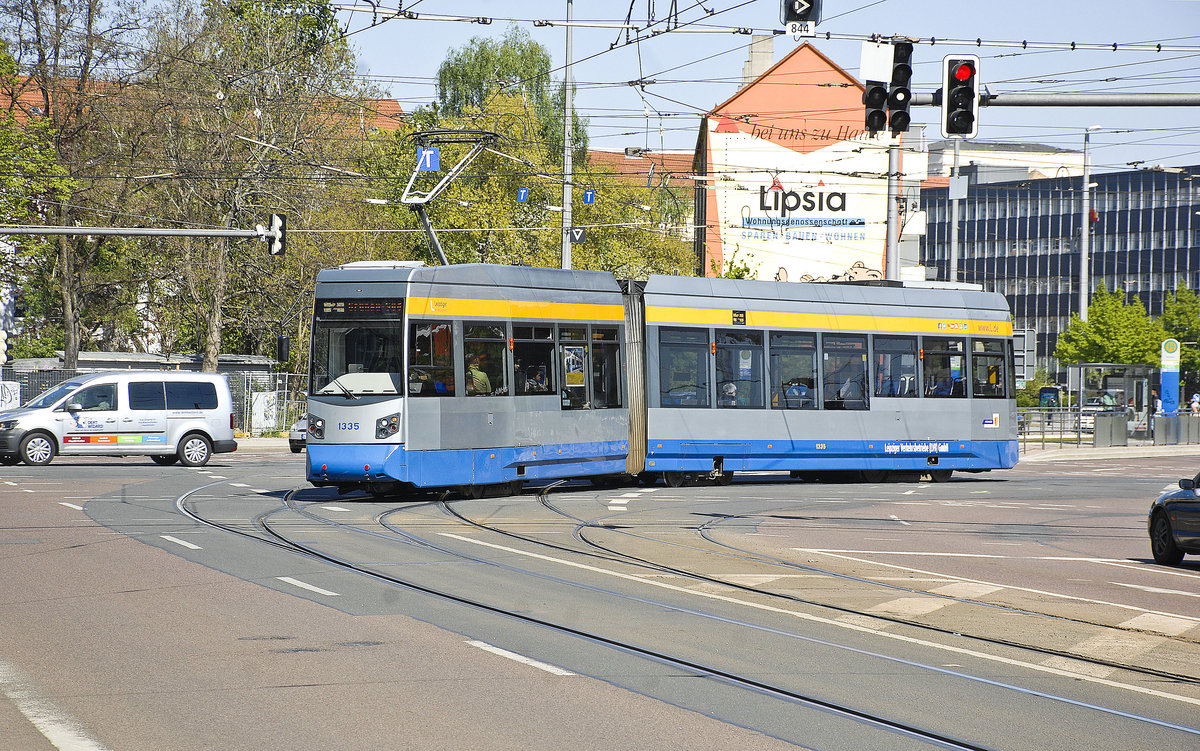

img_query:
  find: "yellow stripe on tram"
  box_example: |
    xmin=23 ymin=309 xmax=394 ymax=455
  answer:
xmin=407 ymin=296 xmax=626 ymax=323
xmin=645 ymin=306 xmax=1013 ymax=337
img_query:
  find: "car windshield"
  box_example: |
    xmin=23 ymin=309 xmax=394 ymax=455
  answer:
xmin=24 ymin=381 xmax=84 ymax=409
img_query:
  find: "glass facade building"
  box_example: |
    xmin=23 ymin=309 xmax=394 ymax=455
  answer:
xmin=921 ymin=166 xmax=1200 ymax=378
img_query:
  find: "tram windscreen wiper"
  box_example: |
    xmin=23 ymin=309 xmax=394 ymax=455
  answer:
xmin=323 ymin=377 xmax=359 ymax=400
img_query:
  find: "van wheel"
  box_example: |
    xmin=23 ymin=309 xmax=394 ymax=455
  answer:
xmin=178 ymin=434 xmax=212 ymax=467
xmin=151 ymin=455 xmax=179 ymax=466
xmin=20 ymin=433 xmax=56 ymax=466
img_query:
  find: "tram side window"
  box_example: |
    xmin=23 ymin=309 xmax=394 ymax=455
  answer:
xmin=659 ymin=328 xmax=710 ymax=408
xmin=560 ymin=327 xmax=589 ymax=409
xmin=971 ymin=339 xmax=1008 ymax=398
xmin=464 ymin=324 xmax=508 ymax=397
xmin=408 ymin=321 xmax=456 ymax=396
xmin=591 ymin=327 xmax=623 ymax=409
xmin=874 ymin=336 xmax=918 ymax=397
xmin=512 ymin=325 xmax=555 ymax=395
xmin=822 ymin=335 xmax=869 ymax=410
xmin=770 ymin=332 xmax=817 ymax=409
xmin=716 ymin=330 xmax=763 ymax=408
xmin=923 ymin=337 xmax=967 ymax=397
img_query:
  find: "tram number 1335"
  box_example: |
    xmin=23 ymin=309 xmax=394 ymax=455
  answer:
xmin=338 ymin=422 xmax=360 ymax=431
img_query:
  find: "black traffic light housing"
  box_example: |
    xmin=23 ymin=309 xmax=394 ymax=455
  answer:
xmin=887 ymin=42 xmax=913 ymax=133
xmin=863 ymin=80 xmax=888 ymax=134
xmin=941 ymin=55 xmax=980 ymax=139
xmin=267 ymin=213 xmax=286 ymax=256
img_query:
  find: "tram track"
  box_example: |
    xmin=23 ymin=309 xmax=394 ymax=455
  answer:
xmin=174 ymin=481 xmax=1004 ymax=750
xmin=431 ymin=485 xmax=1200 ymax=689
xmin=171 ymin=479 xmax=1200 ymax=748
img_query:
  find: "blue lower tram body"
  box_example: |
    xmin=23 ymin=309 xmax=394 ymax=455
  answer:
xmin=307 ymin=440 xmax=629 ymax=489
xmin=307 ymin=438 xmax=1017 ymax=489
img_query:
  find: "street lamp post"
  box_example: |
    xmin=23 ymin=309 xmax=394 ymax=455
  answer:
xmin=1080 ymin=126 xmax=1101 ymax=322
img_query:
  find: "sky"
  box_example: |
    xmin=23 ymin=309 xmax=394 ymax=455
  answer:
xmin=337 ymin=0 xmax=1200 ymax=175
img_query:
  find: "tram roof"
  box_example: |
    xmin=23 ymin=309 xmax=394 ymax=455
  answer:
xmin=316 ymin=262 xmax=621 ymax=293
xmin=643 ymin=275 xmax=1010 ymax=314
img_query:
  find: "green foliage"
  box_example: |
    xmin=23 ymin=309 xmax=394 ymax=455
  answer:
xmin=710 ymin=248 xmax=756 ymax=279
xmin=1160 ymin=285 xmax=1200 ymax=397
xmin=374 ymin=92 xmax=691 ymax=275
xmin=1015 ymin=368 xmax=1056 ymax=409
xmin=1053 ymin=288 xmax=1165 ymax=366
xmin=435 ymin=24 xmax=588 ymax=164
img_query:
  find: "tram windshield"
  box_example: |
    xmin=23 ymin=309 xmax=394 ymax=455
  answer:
xmin=310 ymin=298 xmax=405 ymax=397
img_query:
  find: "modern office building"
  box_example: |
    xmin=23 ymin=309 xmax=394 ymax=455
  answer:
xmin=921 ymin=164 xmax=1200 ymax=378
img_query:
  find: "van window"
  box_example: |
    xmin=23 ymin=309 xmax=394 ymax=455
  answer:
xmin=166 ymin=382 xmax=218 ymax=410
xmin=129 ymin=382 xmax=166 ymax=410
xmin=76 ymin=384 xmax=118 ymax=411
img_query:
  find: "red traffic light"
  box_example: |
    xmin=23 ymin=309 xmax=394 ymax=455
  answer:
xmin=953 ymin=62 xmax=974 ymax=81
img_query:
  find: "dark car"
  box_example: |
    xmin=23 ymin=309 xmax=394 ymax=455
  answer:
xmin=1149 ymin=472 xmax=1200 ymax=564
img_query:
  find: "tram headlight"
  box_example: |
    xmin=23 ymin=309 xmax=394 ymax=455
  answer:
xmin=375 ymin=412 xmax=400 ymax=440
xmin=308 ymin=415 xmax=325 ymax=440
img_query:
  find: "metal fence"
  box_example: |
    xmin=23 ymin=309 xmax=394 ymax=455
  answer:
xmin=1018 ymin=407 xmax=1200 ymax=452
xmin=0 ymin=366 xmax=307 ymax=436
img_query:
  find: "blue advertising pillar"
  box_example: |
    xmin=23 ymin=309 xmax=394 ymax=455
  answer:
xmin=1162 ymin=338 xmax=1181 ymax=414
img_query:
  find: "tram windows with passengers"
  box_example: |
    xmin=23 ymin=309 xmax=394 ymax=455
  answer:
xmin=312 ymin=299 xmax=405 ymax=397
xmin=464 ymin=324 xmax=507 ymax=396
xmin=408 ymin=321 xmax=455 ymax=396
xmin=716 ymin=330 xmax=764 ymax=408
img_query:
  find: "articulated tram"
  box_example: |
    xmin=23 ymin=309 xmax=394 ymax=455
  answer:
xmin=305 ymin=261 xmax=1017 ymax=495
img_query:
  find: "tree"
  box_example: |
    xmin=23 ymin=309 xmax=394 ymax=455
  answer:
xmin=135 ymin=0 xmax=366 ymax=371
xmin=1054 ymin=288 xmax=1165 ymax=366
xmin=435 ymin=24 xmax=587 ymax=166
xmin=373 ymin=92 xmax=690 ymax=275
xmin=1160 ymin=284 xmax=1200 ymax=397
xmin=1 ymin=0 xmax=150 ymax=367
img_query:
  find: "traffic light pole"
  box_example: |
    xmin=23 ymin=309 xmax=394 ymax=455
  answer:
xmin=948 ymin=138 xmax=960 ymax=283
xmin=885 ymin=142 xmax=900 ymax=280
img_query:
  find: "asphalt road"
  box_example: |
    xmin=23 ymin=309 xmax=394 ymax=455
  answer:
xmin=2 ymin=446 xmax=1199 ymax=750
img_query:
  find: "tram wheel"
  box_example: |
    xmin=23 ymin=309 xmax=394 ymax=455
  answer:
xmin=663 ymin=471 xmax=689 ymax=488
xmin=714 ymin=471 xmax=733 ymax=486
xmin=860 ymin=470 xmax=890 ymax=483
xmin=925 ymin=469 xmax=953 ymax=483
xmin=637 ymin=472 xmax=658 ymax=487
xmin=456 ymin=484 xmax=485 ymax=499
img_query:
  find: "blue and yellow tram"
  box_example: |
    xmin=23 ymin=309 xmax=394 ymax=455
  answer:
xmin=305 ymin=261 xmax=1017 ymax=494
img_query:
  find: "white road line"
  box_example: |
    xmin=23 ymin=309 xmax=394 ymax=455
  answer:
xmin=1111 ymin=581 xmax=1200 ymax=598
xmin=276 ymin=576 xmax=340 ymax=596
xmin=160 ymin=535 xmax=202 ymax=551
xmin=228 ymin=482 xmax=250 ymax=488
xmin=4 ymin=481 xmax=17 ymax=486
xmin=0 ymin=655 xmax=111 ymax=751
xmin=251 ymin=489 xmax=270 ymax=494
xmin=440 ymin=533 xmax=1200 ymax=707
xmin=889 ymin=515 xmax=911 ymax=526
xmin=799 ymin=549 xmax=1200 ymax=625
xmin=58 ymin=503 xmax=84 ymax=511
xmin=467 ymin=640 xmax=575 ymax=676
xmin=322 ymin=506 xmax=352 ymax=512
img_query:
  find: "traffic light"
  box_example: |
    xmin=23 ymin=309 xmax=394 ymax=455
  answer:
xmin=941 ymin=55 xmax=980 ymax=139
xmin=780 ymin=0 xmax=821 ymax=25
xmin=0 ymin=329 xmax=7 ymax=367
xmin=863 ymin=80 xmax=888 ymax=134
xmin=267 ymin=213 xmax=286 ymax=256
xmin=887 ymin=42 xmax=913 ymax=133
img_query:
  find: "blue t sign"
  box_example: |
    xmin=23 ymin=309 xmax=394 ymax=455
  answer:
xmin=417 ymin=147 xmax=440 ymax=171
xmin=517 ymin=187 xmax=529 ymax=203
xmin=583 ymin=189 xmax=595 ymax=205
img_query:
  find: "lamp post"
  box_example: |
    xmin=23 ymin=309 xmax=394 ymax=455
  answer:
xmin=1080 ymin=126 xmax=1101 ymax=322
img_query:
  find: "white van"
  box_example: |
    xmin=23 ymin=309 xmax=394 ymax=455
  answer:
xmin=0 ymin=371 xmax=238 ymax=467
